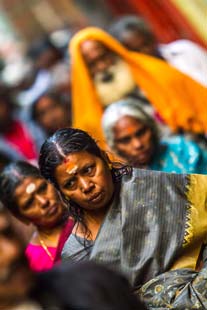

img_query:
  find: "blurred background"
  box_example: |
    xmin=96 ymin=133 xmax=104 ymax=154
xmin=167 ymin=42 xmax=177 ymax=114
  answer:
xmin=0 ymin=0 xmax=206 ymax=86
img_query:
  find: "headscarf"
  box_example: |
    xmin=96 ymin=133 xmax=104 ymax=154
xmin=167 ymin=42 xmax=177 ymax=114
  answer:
xmin=70 ymin=27 xmax=207 ymax=148
xmin=102 ymin=98 xmax=159 ymax=150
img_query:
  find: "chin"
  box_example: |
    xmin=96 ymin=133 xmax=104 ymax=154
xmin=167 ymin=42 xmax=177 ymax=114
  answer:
xmin=131 ymin=159 xmax=149 ymax=168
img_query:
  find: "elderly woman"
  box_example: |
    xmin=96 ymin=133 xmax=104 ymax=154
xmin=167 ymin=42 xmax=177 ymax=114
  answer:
xmin=102 ymin=98 xmax=207 ymax=174
xmin=39 ymin=127 xmax=207 ymax=309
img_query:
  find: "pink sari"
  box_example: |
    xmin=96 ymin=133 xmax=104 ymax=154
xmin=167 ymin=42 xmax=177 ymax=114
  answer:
xmin=25 ymin=219 xmax=74 ymax=272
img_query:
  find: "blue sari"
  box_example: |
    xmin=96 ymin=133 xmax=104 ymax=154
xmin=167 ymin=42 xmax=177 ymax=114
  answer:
xmin=150 ymin=135 xmax=207 ymax=174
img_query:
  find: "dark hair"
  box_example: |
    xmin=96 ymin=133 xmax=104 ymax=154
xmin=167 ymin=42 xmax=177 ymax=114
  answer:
xmin=39 ymin=128 xmax=106 ymax=238
xmin=33 ymin=261 xmax=146 ymax=310
xmin=108 ymin=15 xmax=155 ymax=43
xmin=39 ymin=128 xmax=131 ymax=241
xmin=0 ymin=161 xmax=41 ymax=217
xmin=0 ymin=152 xmax=11 ymax=172
xmin=39 ymin=128 xmax=104 ymax=186
xmin=27 ymin=36 xmax=62 ymax=61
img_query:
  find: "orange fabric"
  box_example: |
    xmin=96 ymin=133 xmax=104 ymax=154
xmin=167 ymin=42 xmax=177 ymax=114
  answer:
xmin=70 ymin=27 xmax=207 ymax=148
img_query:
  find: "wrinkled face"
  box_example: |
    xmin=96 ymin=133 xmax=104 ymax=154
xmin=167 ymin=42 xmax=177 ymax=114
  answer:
xmin=113 ymin=115 xmax=154 ymax=167
xmin=35 ymin=96 xmax=69 ymax=135
xmin=14 ymin=177 xmax=65 ymax=228
xmin=80 ymin=40 xmax=117 ymax=78
xmin=55 ymin=151 xmax=114 ymax=211
xmin=121 ymin=30 xmax=157 ymax=56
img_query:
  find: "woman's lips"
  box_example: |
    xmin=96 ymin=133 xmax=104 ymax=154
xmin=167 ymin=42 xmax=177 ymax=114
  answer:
xmin=89 ymin=192 xmax=103 ymax=203
xmin=45 ymin=204 xmax=58 ymax=216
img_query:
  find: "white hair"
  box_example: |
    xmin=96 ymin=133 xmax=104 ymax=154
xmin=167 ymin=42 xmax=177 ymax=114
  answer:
xmin=102 ymin=98 xmax=158 ymax=150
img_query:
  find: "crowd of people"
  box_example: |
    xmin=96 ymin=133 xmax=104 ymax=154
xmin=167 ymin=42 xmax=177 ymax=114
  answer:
xmin=0 ymin=14 xmax=207 ymax=309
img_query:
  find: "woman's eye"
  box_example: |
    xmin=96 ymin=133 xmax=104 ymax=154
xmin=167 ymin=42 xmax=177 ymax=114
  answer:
xmin=23 ymin=198 xmax=33 ymax=210
xmin=135 ymin=127 xmax=148 ymax=137
xmin=84 ymin=165 xmax=95 ymax=175
xmin=38 ymin=182 xmax=47 ymax=193
xmin=65 ymin=178 xmax=76 ymax=189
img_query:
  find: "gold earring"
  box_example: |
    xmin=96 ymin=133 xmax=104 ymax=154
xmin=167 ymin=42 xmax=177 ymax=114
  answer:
xmin=108 ymin=163 xmax=112 ymax=170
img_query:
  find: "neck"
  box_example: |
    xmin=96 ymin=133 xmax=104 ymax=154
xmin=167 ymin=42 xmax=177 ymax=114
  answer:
xmin=36 ymin=222 xmax=65 ymax=246
xmin=84 ymin=207 xmax=107 ymax=226
xmin=38 ymin=224 xmax=62 ymax=236
xmin=79 ymin=207 xmax=107 ymax=241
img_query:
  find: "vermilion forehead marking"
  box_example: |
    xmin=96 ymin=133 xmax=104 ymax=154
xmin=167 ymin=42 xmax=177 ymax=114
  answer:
xmin=65 ymin=162 xmax=78 ymax=175
xmin=116 ymin=125 xmax=139 ymax=137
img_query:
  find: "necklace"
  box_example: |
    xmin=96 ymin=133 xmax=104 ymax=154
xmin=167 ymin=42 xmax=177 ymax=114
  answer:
xmin=39 ymin=236 xmax=55 ymax=262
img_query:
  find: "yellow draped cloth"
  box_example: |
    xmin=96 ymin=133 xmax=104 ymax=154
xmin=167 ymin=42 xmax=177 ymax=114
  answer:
xmin=70 ymin=27 xmax=207 ymax=148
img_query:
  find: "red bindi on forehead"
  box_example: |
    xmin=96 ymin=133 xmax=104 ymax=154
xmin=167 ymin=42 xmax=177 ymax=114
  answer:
xmin=114 ymin=116 xmax=143 ymax=133
xmin=119 ymin=125 xmax=139 ymax=135
xmin=63 ymin=157 xmax=69 ymax=164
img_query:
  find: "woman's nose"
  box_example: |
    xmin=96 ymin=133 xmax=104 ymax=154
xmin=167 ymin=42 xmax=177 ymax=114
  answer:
xmin=132 ymin=137 xmax=142 ymax=149
xmin=35 ymin=194 xmax=49 ymax=208
xmin=80 ymin=178 xmax=94 ymax=193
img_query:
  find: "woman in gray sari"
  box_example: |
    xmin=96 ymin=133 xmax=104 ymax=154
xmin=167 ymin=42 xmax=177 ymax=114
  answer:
xmin=39 ymin=127 xmax=207 ymax=309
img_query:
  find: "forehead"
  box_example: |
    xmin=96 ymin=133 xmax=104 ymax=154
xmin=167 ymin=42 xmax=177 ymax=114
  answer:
xmin=55 ymin=151 xmax=100 ymax=178
xmin=36 ymin=96 xmax=56 ymax=110
xmin=113 ymin=115 xmax=146 ymax=137
xmin=14 ymin=176 xmax=43 ymax=199
xmin=122 ymin=30 xmax=146 ymax=43
xmin=80 ymin=40 xmax=111 ymax=61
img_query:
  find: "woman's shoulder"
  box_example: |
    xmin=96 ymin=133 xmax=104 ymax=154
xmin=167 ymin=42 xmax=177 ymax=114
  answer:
xmin=61 ymin=234 xmax=93 ymax=263
xmin=161 ymin=135 xmax=201 ymax=153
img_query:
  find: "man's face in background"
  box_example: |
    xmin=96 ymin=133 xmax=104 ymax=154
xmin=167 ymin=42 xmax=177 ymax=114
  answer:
xmin=80 ymin=40 xmax=136 ymax=106
xmin=80 ymin=40 xmax=116 ymax=79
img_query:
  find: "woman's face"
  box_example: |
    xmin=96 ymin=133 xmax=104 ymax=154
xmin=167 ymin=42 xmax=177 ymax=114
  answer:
xmin=35 ymin=96 xmax=69 ymax=135
xmin=14 ymin=176 xmax=65 ymax=228
xmin=55 ymin=151 xmax=114 ymax=211
xmin=113 ymin=115 xmax=154 ymax=167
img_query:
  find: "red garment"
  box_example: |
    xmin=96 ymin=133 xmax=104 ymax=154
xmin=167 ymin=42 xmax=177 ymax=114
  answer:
xmin=25 ymin=219 xmax=74 ymax=272
xmin=54 ymin=218 xmax=74 ymax=262
xmin=4 ymin=120 xmax=37 ymax=160
xmin=25 ymin=244 xmax=57 ymax=272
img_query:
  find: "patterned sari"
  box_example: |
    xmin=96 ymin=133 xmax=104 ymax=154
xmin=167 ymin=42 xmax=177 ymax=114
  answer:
xmin=89 ymin=168 xmax=207 ymax=309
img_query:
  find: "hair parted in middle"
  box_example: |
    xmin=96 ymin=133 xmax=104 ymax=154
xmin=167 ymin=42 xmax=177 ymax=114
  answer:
xmin=39 ymin=128 xmax=104 ymax=188
xmin=39 ymin=127 xmax=131 ymax=240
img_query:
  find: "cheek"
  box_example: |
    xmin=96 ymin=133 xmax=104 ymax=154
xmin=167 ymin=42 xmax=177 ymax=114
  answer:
xmin=99 ymin=168 xmax=112 ymax=187
xmin=40 ymin=116 xmax=49 ymax=127
xmin=117 ymin=144 xmax=131 ymax=154
xmin=48 ymin=187 xmax=59 ymax=200
xmin=62 ymin=189 xmax=81 ymax=204
xmin=146 ymin=132 xmax=153 ymax=146
xmin=56 ymin=108 xmax=65 ymax=118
